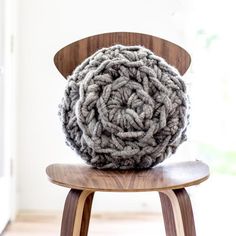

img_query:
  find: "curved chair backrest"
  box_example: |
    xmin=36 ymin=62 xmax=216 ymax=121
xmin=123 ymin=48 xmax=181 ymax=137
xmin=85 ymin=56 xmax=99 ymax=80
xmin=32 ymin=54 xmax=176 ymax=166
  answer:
xmin=54 ymin=32 xmax=191 ymax=78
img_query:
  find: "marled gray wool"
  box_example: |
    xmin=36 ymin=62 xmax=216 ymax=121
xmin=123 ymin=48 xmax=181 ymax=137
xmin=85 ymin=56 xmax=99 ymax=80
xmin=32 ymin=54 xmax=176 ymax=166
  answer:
xmin=59 ymin=45 xmax=189 ymax=169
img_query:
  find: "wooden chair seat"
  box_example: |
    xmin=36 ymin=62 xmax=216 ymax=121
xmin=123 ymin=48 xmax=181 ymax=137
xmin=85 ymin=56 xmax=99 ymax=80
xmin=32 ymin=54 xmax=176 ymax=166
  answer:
xmin=46 ymin=160 xmax=209 ymax=236
xmin=46 ymin=161 xmax=209 ymax=192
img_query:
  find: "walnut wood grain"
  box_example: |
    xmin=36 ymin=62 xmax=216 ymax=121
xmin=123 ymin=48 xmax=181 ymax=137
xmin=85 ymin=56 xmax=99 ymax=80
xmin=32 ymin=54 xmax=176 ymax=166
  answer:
xmin=46 ymin=161 xmax=209 ymax=192
xmin=54 ymin=32 xmax=191 ymax=78
xmin=159 ymin=189 xmax=196 ymax=236
xmin=60 ymin=189 xmax=94 ymax=236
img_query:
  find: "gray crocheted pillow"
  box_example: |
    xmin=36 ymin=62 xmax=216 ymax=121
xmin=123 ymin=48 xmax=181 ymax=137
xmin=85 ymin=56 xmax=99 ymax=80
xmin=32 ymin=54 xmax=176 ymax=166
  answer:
xmin=59 ymin=44 xmax=189 ymax=169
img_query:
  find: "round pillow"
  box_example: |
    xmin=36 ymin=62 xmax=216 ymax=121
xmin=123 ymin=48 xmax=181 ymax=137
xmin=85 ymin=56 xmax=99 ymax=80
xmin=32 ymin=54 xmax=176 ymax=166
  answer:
xmin=59 ymin=45 xmax=189 ymax=169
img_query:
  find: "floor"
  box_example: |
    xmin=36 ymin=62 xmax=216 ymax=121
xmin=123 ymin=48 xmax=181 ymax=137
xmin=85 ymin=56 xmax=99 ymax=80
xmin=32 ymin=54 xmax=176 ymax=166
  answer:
xmin=3 ymin=212 xmax=165 ymax=236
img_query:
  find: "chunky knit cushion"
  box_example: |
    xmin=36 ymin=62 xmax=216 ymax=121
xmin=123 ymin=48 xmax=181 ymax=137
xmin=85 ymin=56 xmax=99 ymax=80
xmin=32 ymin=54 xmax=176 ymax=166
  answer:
xmin=59 ymin=45 xmax=189 ymax=169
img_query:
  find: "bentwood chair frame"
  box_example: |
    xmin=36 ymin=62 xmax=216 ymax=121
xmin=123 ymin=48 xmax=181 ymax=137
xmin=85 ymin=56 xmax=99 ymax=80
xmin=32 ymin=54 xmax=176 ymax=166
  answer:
xmin=46 ymin=32 xmax=209 ymax=236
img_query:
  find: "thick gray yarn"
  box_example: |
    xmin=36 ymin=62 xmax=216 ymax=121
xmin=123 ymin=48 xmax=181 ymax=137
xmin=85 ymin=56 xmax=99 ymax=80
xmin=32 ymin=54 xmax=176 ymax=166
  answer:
xmin=59 ymin=44 xmax=189 ymax=169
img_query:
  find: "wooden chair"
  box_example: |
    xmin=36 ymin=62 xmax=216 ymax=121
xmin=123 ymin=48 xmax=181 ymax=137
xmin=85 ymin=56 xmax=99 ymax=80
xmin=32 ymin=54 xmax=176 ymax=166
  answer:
xmin=46 ymin=32 xmax=210 ymax=236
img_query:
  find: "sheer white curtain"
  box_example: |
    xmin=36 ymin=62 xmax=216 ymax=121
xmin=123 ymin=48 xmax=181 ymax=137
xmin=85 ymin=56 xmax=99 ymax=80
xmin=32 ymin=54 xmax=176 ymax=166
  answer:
xmin=184 ymin=0 xmax=236 ymax=175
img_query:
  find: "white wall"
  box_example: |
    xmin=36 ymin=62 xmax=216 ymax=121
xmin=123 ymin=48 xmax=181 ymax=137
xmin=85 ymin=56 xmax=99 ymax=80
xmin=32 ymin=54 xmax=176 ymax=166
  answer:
xmin=1 ymin=0 xmax=17 ymax=229
xmin=15 ymin=0 xmax=192 ymax=212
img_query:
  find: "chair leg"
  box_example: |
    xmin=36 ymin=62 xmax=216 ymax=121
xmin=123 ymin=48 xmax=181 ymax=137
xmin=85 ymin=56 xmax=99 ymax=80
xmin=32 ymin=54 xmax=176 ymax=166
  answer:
xmin=61 ymin=189 xmax=94 ymax=236
xmin=159 ymin=188 xmax=196 ymax=236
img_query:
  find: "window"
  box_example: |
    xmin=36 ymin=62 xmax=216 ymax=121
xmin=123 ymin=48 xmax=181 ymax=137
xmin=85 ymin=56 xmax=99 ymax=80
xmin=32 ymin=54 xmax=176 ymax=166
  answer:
xmin=189 ymin=0 xmax=236 ymax=175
